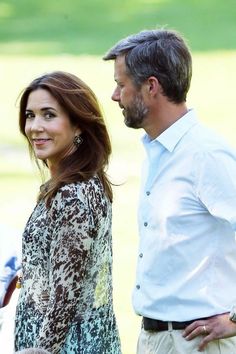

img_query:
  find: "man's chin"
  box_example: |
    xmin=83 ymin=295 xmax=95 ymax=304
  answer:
xmin=124 ymin=117 xmax=141 ymax=129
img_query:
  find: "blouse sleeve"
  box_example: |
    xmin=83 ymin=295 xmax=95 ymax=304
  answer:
xmin=36 ymin=186 xmax=96 ymax=353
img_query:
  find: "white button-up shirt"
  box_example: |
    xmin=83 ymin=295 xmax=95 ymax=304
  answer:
xmin=132 ymin=109 xmax=236 ymax=321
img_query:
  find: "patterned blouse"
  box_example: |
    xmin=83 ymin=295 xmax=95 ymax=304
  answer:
xmin=15 ymin=177 xmax=121 ymax=353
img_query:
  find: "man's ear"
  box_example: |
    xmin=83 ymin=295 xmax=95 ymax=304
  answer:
xmin=146 ymin=76 xmax=160 ymax=96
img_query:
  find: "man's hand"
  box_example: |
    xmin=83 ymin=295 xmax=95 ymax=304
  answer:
xmin=182 ymin=313 xmax=236 ymax=351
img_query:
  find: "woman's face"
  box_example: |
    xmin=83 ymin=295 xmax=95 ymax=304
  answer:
xmin=24 ymin=88 xmax=81 ymax=173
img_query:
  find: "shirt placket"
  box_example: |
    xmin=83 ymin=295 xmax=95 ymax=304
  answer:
xmin=136 ymin=143 xmax=164 ymax=293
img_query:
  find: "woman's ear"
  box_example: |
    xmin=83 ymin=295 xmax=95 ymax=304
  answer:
xmin=75 ymin=127 xmax=82 ymax=136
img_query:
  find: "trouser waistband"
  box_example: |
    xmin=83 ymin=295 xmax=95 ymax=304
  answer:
xmin=143 ymin=316 xmax=206 ymax=331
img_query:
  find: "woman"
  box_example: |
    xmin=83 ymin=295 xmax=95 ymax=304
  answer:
xmin=14 ymin=71 xmax=121 ymax=354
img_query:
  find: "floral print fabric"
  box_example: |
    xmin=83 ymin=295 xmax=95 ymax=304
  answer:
xmin=15 ymin=177 xmax=121 ymax=354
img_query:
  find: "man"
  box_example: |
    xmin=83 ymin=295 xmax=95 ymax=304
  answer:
xmin=0 ymin=223 xmax=21 ymax=354
xmin=0 ymin=224 xmax=21 ymax=309
xmin=103 ymin=29 xmax=236 ymax=353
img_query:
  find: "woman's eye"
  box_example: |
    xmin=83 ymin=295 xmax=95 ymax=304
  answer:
xmin=25 ymin=112 xmax=34 ymax=119
xmin=45 ymin=112 xmax=55 ymax=119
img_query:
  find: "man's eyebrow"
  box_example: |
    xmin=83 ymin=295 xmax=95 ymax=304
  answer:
xmin=114 ymin=78 xmax=123 ymax=84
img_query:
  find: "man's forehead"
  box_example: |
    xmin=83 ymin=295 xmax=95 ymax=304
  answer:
xmin=114 ymin=56 xmax=127 ymax=77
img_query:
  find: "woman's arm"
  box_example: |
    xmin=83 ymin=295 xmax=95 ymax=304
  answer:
xmin=36 ymin=186 xmax=96 ymax=353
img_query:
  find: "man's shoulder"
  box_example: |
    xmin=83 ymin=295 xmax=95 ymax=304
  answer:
xmin=183 ymin=122 xmax=235 ymax=154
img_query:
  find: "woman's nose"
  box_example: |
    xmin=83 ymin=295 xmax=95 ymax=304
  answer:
xmin=30 ymin=116 xmax=44 ymax=131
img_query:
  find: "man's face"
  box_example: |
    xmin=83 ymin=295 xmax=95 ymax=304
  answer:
xmin=112 ymin=56 xmax=149 ymax=129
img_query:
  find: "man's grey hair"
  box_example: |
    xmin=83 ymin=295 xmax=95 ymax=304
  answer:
xmin=15 ymin=349 xmax=51 ymax=354
xmin=103 ymin=28 xmax=192 ymax=103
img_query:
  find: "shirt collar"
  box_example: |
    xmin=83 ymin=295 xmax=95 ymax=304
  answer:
xmin=142 ymin=109 xmax=198 ymax=152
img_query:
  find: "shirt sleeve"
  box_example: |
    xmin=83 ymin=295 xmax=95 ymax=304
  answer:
xmin=195 ymin=149 xmax=236 ymax=230
xmin=36 ymin=190 xmax=95 ymax=353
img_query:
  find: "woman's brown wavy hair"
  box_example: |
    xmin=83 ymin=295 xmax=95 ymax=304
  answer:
xmin=19 ymin=71 xmax=113 ymax=205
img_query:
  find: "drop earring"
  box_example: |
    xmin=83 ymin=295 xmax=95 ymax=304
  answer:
xmin=74 ymin=135 xmax=83 ymax=148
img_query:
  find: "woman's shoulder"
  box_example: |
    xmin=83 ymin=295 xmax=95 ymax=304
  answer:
xmin=53 ymin=176 xmax=105 ymax=207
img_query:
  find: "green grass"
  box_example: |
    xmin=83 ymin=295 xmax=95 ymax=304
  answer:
xmin=0 ymin=0 xmax=236 ymax=55
xmin=1 ymin=51 xmax=236 ymax=353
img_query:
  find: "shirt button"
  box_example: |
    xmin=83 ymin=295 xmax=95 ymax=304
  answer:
xmin=139 ymin=253 xmax=143 ymax=258
xmin=144 ymin=222 xmax=148 ymax=227
xmin=136 ymin=285 xmax=140 ymax=290
xmin=146 ymin=191 xmax=150 ymax=196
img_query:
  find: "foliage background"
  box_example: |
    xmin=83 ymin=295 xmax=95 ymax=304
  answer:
xmin=0 ymin=0 xmax=236 ymax=55
xmin=0 ymin=1 xmax=236 ymax=353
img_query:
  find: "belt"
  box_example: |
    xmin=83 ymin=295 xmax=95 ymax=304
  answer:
xmin=143 ymin=317 xmax=195 ymax=331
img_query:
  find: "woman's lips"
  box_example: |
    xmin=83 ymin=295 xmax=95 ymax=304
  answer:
xmin=32 ymin=138 xmax=51 ymax=146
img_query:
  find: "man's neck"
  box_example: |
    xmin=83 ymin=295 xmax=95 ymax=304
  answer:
xmin=144 ymin=102 xmax=188 ymax=140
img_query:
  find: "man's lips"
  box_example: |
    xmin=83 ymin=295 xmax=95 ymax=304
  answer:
xmin=118 ymin=104 xmax=125 ymax=114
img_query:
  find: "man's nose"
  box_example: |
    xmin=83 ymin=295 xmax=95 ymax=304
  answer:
xmin=111 ymin=87 xmax=120 ymax=102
